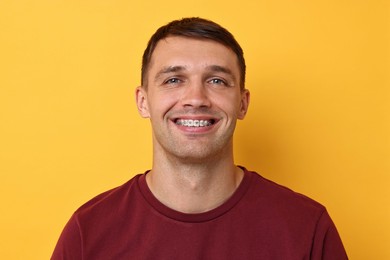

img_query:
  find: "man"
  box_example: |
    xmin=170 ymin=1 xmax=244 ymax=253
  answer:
xmin=52 ymin=17 xmax=348 ymax=259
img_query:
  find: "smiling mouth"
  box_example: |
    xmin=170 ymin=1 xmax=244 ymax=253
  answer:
xmin=175 ymin=119 xmax=216 ymax=127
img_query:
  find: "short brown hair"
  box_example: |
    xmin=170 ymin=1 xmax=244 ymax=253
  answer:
xmin=141 ymin=17 xmax=246 ymax=90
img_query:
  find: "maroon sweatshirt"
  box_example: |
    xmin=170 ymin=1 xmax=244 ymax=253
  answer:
xmin=52 ymin=168 xmax=348 ymax=259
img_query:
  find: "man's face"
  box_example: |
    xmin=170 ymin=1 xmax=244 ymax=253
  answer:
xmin=136 ymin=36 xmax=250 ymax=163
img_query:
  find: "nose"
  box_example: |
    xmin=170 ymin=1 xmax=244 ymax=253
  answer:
xmin=180 ymin=82 xmax=211 ymax=108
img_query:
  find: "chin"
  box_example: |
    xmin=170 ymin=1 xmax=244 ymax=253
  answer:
xmin=172 ymin=147 xmax=224 ymax=164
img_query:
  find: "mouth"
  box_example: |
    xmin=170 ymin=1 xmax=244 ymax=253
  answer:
xmin=174 ymin=118 xmax=216 ymax=128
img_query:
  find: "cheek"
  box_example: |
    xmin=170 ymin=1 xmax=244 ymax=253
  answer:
xmin=148 ymin=93 xmax=178 ymax=118
xmin=212 ymin=93 xmax=243 ymax=116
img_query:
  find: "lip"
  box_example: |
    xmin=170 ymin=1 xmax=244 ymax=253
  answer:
xmin=171 ymin=115 xmax=220 ymax=133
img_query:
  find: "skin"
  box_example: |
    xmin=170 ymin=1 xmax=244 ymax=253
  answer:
xmin=136 ymin=36 xmax=250 ymax=213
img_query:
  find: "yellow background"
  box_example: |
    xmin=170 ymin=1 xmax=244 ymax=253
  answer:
xmin=0 ymin=0 xmax=389 ymax=259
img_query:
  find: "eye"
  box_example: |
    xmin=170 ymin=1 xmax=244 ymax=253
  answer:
xmin=208 ymin=78 xmax=227 ymax=86
xmin=164 ymin=77 xmax=182 ymax=84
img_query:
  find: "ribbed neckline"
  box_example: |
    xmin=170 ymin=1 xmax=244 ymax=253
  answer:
xmin=137 ymin=167 xmax=253 ymax=223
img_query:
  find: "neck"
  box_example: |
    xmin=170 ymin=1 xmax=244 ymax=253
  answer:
xmin=146 ymin=150 xmax=244 ymax=213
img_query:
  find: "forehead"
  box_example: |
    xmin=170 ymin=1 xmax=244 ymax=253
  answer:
xmin=148 ymin=36 xmax=240 ymax=76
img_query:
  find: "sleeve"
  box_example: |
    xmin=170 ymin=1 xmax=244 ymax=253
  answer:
xmin=51 ymin=214 xmax=83 ymax=260
xmin=310 ymin=210 xmax=348 ymax=260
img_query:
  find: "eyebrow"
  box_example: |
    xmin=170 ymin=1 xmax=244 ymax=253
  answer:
xmin=154 ymin=64 xmax=236 ymax=82
xmin=206 ymin=65 xmax=236 ymax=80
xmin=154 ymin=66 xmax=187 ymax=82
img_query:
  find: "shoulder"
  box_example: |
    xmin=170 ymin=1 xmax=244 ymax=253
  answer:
xmin=73 ymin=174 xmax=143 ymax=218
xmin=51 ymin=173 xmax=147 ymax=259
xmin=240 ymin=168 xmax=348 ymax=258
xmin=241 ymin=168 xmax=329 ymax=237
xmin=244 ymin=168 xmax=326 ymax=217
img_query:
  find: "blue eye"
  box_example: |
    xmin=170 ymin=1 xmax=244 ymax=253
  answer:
xmin=165 ymin=78 xmax=181 ymax=84
xmin=209 ymin=78 xmax=227 ymax=85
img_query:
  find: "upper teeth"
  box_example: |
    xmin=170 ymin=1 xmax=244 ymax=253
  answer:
xmin=176 ymin=119 xmax=212 ymax=127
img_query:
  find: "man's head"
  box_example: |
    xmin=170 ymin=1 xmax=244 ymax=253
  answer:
xmin=141 ymin=17 xmax=246 ymax=90
xmin=136 ymin=18 xmax=250 ymax=163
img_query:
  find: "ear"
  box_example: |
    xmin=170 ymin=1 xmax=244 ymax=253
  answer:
xmin=238 ymin=89 xmax=250 ymax=120
xmin=135 ymin=86 xmax=150 ymax=118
